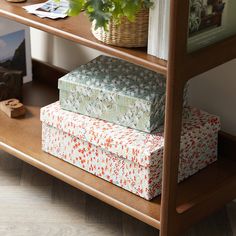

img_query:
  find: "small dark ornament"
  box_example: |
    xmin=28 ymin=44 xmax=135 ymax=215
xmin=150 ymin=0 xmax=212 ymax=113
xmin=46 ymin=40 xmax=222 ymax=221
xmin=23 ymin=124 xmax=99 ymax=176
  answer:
xmin=0 ymin=67 xmax=23 ymax=101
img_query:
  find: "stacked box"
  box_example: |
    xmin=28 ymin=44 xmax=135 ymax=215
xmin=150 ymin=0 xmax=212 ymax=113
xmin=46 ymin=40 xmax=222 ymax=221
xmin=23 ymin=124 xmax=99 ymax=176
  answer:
xmin=41 ymin=102 xmax=220 ymax=200
xmin=58 ymin=55 xmax=166 ymax=133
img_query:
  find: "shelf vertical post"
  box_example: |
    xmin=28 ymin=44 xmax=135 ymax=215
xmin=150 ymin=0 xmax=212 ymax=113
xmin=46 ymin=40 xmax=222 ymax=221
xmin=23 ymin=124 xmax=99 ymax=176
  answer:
xmin=160 ymin=0 xmax=190 ymax=235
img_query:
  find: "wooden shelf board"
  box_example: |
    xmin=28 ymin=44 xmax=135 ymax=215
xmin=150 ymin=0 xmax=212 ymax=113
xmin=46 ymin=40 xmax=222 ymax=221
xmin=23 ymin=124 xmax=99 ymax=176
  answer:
xmin=177 ymin=158 xmax=236 ymax=213
xmin=186 ymin=34 xmax=236 ymax=79
xmin=0 ymin=81 xmax=236 ymax=230
xmin=0 ymin=0 xmax=167 ymax=75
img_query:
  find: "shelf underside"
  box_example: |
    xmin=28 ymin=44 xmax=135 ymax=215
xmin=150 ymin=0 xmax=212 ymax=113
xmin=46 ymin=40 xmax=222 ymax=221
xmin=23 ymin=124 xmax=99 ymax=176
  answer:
xmin=0 ymin=0 xmax=167 ymax=75
xmin=0 ymin=81 xmax=236 ymax=229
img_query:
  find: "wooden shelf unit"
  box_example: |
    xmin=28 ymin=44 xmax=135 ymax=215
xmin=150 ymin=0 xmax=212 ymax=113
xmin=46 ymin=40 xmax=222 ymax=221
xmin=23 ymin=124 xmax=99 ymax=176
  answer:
xmin=0 ymin=80 xmax=236 ymax=233
xmin=0 ymin=0 xmax=236 ymax=235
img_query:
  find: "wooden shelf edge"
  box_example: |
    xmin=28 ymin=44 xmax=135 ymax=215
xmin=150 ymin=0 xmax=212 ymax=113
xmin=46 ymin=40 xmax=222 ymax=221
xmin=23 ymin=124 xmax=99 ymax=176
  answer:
xmin=176 ymin=169 xmax=236 ymax=234
xmin=0 ymin=141 xmax=161 ymax=229
xmin=0 ymin=7 xmax=167 ymax=75
xmin=177 ymin=161 xmax=236 ymax=214
xmin=186 ymin=34 xmax=236 ymax=79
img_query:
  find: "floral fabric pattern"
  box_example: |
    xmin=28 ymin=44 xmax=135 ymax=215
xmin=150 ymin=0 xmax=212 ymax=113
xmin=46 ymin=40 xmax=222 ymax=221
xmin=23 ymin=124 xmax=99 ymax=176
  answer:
xmin=41 ymin=102 xmax=220 ymax=200
xmin=58 ymin=55 xmax=166 ymax=133
xmin=41 ymin=102 xmax=220 ymax=168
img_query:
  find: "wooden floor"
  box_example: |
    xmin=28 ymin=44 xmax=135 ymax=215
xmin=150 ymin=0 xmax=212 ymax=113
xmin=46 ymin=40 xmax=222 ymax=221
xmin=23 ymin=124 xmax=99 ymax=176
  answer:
xmin=0 ymin=150 xmax=235 ymax=236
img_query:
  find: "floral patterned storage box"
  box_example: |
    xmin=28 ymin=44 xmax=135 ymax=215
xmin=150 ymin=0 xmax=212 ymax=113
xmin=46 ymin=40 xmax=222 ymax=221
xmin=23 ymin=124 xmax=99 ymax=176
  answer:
xmin=58 ymin=55 xmax=166 ymax=133
xmin=40 ymin=102 xmax=220 ymax=200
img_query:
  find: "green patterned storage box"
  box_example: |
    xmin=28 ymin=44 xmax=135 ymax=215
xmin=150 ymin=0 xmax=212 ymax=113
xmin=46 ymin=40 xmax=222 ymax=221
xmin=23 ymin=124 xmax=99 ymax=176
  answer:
xmin=58 ymin=55 xmax=166 ymax=133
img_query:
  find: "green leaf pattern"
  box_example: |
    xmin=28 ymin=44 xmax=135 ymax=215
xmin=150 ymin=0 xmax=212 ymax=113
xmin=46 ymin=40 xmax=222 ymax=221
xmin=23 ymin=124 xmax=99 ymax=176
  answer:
xmin=59 ymin=56 xmax=189 ymax=132
xmin=67 ymin=0 xmax=153 ymax=29
xmin=59 ymin=55 xmax=167 ymax=133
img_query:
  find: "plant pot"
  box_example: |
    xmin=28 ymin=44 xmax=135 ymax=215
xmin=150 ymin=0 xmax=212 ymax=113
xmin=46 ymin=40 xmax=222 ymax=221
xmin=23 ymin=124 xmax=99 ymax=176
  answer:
xmin=91 ymin=8 xmax=149 ymax=48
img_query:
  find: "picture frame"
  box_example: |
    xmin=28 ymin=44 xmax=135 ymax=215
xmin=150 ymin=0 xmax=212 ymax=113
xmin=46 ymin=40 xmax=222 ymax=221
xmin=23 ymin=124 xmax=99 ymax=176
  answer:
xmin=188 ymin=0 xmax=236 ymax=52
xmin=0 ymin=17 xmax=32 ymax=83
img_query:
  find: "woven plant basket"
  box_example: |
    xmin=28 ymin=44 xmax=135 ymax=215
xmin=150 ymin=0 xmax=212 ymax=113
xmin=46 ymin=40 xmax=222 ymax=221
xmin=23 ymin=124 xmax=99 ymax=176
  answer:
xmin=91 ymin=8 xmax=149 ymax=48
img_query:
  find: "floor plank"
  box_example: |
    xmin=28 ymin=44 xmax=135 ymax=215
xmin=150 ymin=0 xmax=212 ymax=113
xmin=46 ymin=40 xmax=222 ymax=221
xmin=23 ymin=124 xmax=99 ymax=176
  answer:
xmin=20 ymin=163 xmax=53 ymax=186
xmin=0 ymin=151 xmax=22 ymax=170
xmin=0 ymin=169 xmax=22 ymax=186
xmin=0 ymin=151 xmax=235 ymax=236
xmin=122 ymin=214 xmax=158 ymax=236
xmin=184 ymin=208 xmax=233 ymax=236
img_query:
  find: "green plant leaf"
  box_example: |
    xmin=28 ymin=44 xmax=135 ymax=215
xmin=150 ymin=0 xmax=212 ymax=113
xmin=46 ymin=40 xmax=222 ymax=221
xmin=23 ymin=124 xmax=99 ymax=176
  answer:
xmin=122 ymin=0 xmax=140 ymax=21
xmin=68 ymin=0 xmax=85 ymax=15
xmin=68 ymin=0 xmax=153 ymax=29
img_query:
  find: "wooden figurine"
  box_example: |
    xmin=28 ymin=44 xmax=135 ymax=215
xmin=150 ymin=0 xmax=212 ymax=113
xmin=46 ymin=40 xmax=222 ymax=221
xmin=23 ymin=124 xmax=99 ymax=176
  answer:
xmin=0 ymin=99 xmax=26 ymax=118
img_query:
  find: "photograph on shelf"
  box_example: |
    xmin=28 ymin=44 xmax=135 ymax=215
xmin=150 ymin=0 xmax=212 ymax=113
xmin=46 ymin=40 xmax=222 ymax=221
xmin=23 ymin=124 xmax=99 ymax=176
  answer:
xmin=0 ymin=17 xmax=32 ymax=84
xmin=0 ymin=30 xmax=27 ymax=77
xmin=0 ymin=31 xmax=27 ymax=101
xmin=188 ymin=0 xmax=236 ymax=51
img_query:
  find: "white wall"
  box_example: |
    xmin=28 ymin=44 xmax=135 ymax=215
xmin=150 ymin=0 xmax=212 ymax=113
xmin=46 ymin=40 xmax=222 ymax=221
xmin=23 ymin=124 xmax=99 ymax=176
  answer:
xmin=189 ymin=59 xmax=236 ymax=135
xmin=30 ymin=28 xmax=236 ymax=135
xmin=30 ymin=28 xmax=100 ymax=70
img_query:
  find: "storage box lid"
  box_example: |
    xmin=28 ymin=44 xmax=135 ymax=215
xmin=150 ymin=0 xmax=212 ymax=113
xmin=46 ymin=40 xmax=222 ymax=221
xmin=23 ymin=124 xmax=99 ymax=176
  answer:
xmin=40 ymin=102 xmax=220 ymax=168
xmin=58 ymin=55 xmax=166 ymax=106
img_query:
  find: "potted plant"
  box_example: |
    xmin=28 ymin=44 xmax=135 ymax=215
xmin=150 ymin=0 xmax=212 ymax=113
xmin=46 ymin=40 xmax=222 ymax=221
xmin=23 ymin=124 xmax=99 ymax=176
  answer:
xmin=68 ymin=0 xmax=153 ymax=47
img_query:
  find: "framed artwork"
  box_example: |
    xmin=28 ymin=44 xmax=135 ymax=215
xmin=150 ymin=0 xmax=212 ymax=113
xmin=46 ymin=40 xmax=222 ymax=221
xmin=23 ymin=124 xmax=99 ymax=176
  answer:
xmin=189 ymin=0 xmax=226 ymax=36
xmin=188 ymin=0 xmax=236 ymax=52
xmin=0 ymin=17 xmax=32 ymax=83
